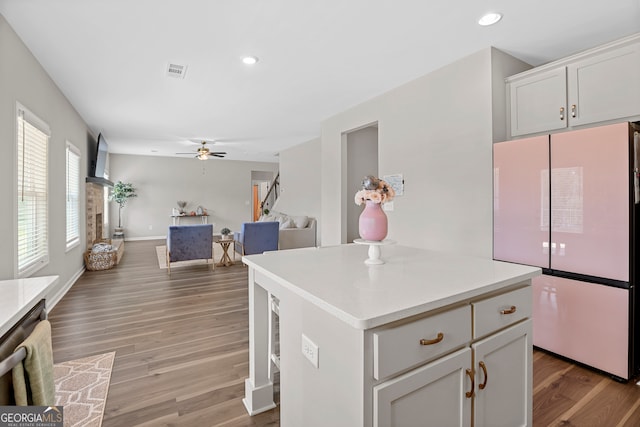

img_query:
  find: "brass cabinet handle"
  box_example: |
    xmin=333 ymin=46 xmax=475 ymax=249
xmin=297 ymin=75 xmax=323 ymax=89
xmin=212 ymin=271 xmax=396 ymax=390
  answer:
xmin=419 ymin=332 xmax=444 ymax=346
xmin=571 ymin=104 xmax=576 ymax=117
xmin=465 ymin=369 xmax=475 ymax=398
xmin=500 ymin=305 xmax=517 ymax=315
xmin=479 ymin=361 xmax=488 ymax=390
xmin=560 ymin=107 xmax=565 ymax=120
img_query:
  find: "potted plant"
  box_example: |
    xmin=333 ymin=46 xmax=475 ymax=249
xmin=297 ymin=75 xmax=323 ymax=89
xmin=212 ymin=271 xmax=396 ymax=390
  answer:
xmin=109 ymin=181 xmax=137 ymax=237
xmin=220 ymin=227 xmax=232 ymax=240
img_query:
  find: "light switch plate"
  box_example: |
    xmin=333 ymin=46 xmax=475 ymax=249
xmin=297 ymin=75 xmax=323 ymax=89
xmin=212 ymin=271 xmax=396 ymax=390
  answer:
xmin=301 ymin=333 xmax=319 ymax=368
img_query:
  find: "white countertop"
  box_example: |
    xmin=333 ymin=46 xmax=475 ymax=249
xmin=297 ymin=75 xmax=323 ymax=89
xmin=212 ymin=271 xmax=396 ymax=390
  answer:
xmin=243 ymin=245 xmax=541 ymax=329
xmin=0 ymin=275 xmax=58 ymax=337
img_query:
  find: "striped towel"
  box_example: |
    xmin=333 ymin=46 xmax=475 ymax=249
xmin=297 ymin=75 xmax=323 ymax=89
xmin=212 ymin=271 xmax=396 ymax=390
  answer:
xmin=12 ymin=320 xmax=55 ymax=406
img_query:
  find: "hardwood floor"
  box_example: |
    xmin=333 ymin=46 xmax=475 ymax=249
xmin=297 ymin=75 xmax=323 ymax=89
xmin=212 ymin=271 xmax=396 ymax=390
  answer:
xmin=533 ymin=350 xmax=640 ymax=426
xmin=49 ymin=240 xmax=640 ymax=426
xmin=49 ymin=239 xmax=278 ymax=426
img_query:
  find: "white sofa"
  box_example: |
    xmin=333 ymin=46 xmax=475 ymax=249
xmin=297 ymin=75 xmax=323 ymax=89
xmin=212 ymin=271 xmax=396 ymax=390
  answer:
xmin=259 ymin=211 xmax=317 ymax=250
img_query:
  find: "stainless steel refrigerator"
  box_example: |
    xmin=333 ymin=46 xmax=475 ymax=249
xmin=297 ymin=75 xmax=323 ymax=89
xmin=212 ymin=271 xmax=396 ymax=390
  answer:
xmin=493 ymin=121 xmax=640 ymax=380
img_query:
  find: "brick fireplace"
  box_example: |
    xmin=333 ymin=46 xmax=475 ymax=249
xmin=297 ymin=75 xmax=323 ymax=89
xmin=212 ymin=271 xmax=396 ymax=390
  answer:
xmin=86 ymin=182 xmax=107 ymax=248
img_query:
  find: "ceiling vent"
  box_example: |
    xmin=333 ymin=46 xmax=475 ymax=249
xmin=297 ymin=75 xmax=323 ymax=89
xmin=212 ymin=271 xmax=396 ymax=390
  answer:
xmin=166 ymin=63 xmax=187 ymax=79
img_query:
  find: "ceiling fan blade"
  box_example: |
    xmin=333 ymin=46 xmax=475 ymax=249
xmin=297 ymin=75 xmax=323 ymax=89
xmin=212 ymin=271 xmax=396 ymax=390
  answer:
xmin=212 ymin=154 xmax=225 ymax=158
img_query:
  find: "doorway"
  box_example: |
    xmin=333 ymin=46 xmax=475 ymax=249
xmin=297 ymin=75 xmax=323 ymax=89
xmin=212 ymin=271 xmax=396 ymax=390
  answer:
xmin=345 ymin=124 xmax=379 ymax=243
xmin=251 ymin=170 xmax=275 ymax=222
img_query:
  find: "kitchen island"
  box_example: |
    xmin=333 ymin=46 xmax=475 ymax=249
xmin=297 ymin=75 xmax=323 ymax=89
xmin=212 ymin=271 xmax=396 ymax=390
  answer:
xmin=242 ymin=244 xmax=540 ymax=427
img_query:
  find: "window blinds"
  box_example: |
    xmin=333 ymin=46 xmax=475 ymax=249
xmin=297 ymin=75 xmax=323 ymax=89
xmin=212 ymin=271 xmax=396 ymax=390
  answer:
xmin=17 ymin=106 xmax=50 ymax=276
xmin=66 ymin=142 xmax=80 ymax=249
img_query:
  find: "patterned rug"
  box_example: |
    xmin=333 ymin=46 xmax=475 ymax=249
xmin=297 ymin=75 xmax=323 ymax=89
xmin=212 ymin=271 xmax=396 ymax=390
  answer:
xmin=54 ymin=352 xmax=115 ymax=427
xmin=155 ymin=244 xmax=230 ymax=269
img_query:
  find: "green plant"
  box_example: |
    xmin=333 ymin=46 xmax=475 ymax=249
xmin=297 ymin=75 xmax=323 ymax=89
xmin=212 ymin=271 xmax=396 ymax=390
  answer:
xmin=109 ymin=181 xmax=137 ymax=228
xmin=221 ymin=227 xmax=231 ymax=236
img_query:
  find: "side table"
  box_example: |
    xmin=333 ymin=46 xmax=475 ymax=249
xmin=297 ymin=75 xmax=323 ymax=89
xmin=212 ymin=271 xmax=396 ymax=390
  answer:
xmin=216 ymin=239 xmax=234 ymax=267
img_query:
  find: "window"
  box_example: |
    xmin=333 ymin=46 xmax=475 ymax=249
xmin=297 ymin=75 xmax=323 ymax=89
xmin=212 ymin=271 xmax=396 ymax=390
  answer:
xmin=66 ymin=142 xmax=80 ymax=250
xmin=17 ymin=104 xmax=50 ymax=277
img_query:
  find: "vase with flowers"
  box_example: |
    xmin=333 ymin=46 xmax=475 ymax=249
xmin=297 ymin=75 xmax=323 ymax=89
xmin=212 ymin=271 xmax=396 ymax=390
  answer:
xmin=354 ymin=175 xmax=395 ymax=241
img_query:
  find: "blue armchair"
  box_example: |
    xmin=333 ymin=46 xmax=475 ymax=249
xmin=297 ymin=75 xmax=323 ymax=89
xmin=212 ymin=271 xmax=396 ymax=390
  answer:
xmin=233 ymin=222 xmax=279 ymax=258
xmin=166 ymin=224 xmax=213 ymax=276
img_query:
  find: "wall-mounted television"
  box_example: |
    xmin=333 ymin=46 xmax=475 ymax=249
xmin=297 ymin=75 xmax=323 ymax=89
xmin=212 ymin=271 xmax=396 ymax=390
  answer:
xmin=86 ymin=133 xmax=113 ymax=186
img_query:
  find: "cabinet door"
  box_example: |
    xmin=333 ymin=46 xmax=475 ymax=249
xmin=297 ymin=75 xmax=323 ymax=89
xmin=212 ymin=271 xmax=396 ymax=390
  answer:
xmin=373 ymin=347 xmax=472 ymax=427
xmin=493 ymin=136 xmax=550 ymax=268
xmin=550 ymin=123 xmax=629 ymax=281
xmin=532 ymin=275 xmax=629 ymax=379
xmin=567 ymin=42 xmax=640 ymax=126
xmin=509 ymin=67 xmax=567 ymax=136
xmin=473 ymin=320 xmax=532 ymax=427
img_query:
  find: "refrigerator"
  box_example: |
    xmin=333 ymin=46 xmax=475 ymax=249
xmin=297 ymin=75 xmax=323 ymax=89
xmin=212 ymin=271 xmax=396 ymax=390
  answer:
xmin=493 ymin=121 xmax=640 ymax=380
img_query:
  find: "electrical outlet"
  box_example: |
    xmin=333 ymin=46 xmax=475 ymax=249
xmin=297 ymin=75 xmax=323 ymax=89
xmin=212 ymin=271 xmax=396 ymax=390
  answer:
xmin=301 ymin=334 xmax=319 ymax=368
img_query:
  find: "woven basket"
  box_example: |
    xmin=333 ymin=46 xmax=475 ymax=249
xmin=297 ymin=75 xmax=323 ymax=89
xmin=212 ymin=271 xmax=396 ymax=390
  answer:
xmin=84 ymin=249 xmax=117 ymax=271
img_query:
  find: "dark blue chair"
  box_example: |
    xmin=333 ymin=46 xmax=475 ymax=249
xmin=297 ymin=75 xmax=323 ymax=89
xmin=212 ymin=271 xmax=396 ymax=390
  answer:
xmin=166 ymin=224 xmax=213 ymax=276
xmin=233 ymin=222 xmax=279 ymax=258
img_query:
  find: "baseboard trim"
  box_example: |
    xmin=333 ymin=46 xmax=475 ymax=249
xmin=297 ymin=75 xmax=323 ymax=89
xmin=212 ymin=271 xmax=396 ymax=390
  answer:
xmin=47 ymin=266 xmax=84 ymax=311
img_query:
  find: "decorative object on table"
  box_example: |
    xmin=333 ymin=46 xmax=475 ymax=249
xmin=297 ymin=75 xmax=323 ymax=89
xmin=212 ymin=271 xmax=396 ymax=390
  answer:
xmin=196 ymin=205 xmax=204 ymax=215
xmin=263 ymin=208 xmax=270 ymax=216
xmin=354 ymin=175 xmax=395 ymax=241
xmin=109 ymin=181 xmax=137 ymax=236
xmin=221 ymin=227 xmax=232 ymax=239
xmin=176 ymin=201 xmax=187 ymax=214
xmin=353 ymin=238 xmax=395 ymax=265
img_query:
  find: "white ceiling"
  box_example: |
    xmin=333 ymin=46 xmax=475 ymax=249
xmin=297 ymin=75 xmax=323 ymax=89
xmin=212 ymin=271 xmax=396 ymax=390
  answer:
xmin=1 ymin=1 xmax=639 ymax=163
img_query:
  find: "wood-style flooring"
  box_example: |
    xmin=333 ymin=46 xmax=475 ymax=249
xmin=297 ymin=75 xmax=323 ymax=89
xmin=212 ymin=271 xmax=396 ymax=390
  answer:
xmin=49 ymin=239 xmax=278 ymax=426
xmin=48 ymin=240 xmax=640 ymax=426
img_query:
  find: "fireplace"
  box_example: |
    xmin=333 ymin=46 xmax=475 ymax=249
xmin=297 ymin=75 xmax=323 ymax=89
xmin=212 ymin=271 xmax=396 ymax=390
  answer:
xmin=96 ymin=213 xmax=103 ymax=240
xmin=86 ymin=182 xmax=107 ymax=247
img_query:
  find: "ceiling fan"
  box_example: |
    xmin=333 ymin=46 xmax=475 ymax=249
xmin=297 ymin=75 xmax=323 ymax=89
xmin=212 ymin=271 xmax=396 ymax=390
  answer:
xmin=176 ymin=141 xmax=227 ymax=160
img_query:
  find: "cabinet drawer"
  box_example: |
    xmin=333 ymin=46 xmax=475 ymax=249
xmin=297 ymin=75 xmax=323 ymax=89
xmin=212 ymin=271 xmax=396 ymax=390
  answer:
xmin=473 ymin=286 xmax=531 ymax=338
xmin=373 ymin=305 xmax=471 ymax=380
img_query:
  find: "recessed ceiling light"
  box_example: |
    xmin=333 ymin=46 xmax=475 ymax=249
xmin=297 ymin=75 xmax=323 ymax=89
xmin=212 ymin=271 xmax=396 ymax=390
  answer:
xmin=242 ymin=56 xmax=259 ymax=65
xmin=478 ymin=12 xmax=502 ymax=26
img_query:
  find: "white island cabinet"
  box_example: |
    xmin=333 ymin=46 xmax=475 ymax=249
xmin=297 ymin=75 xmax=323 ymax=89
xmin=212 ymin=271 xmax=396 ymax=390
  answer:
xmin=242 ymin=245 xmax=540 ymax=427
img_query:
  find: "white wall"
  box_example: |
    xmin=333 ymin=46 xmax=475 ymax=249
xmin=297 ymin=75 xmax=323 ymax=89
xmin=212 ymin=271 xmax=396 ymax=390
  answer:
xmin=108 ymin=153 xmax=278 ymax=238
xmin=320 ymin=47 xmax=531 ymax=257
xmin=0 ymin=14 xmax=90 ymax=303
xmin=273 ymin=138 xmax=322 ymax=237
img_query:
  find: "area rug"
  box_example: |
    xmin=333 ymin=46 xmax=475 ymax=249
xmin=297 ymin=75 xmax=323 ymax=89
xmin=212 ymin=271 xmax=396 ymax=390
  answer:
xmin=54 ymin=352 xmax=115 ymax=427
xmin=156 ymin=244 xmax=229 ymax=269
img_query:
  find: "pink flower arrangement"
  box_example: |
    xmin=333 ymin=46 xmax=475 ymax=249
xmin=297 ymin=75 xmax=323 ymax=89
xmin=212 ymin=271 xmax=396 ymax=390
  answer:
xmin=354 ymin=175 xmax=396 ymax=206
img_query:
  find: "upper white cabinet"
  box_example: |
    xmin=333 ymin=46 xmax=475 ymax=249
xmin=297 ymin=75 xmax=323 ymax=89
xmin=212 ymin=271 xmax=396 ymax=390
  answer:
xmin=567 ymin=42 xmax=640 ymax=126
xmin=509 ymin=67 xmax=568 ymax=136
xmin=507 ymin=33 xmax=640 ymax=137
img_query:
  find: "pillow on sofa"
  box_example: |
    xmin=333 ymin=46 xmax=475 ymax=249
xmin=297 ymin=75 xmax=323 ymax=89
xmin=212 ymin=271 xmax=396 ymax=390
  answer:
xmin=291 ymin=215 xmax=309 ymax=229
xmin=279 ymin=218 xmax=295 ymax=229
